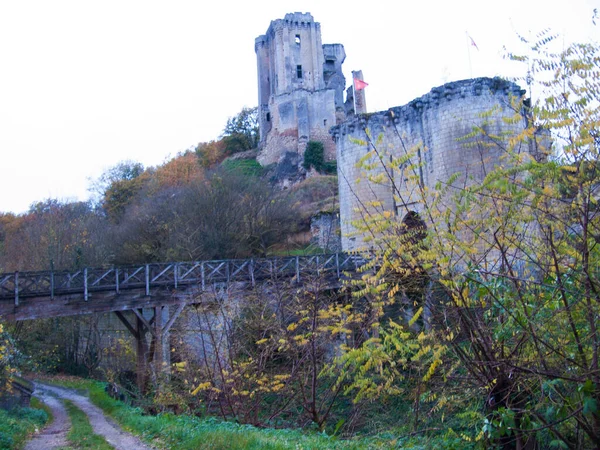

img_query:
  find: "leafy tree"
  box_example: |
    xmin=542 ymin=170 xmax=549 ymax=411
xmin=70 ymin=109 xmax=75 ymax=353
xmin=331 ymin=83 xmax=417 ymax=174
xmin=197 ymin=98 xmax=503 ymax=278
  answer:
xmin=102 ymin=171 xmax=150 ymax=224
xmin=195 ymin=140 xmax=227 ymax=168
xmin=221 ymin=106 xmax=259 ymax=155
xmin=109 ymin=168 xmax=296 ymax=263
xmin=89 ymin=160 xmax=144 ymax=201
xmin=152 ymin=151 xmax=204 ymax=189
xmin=337 ymin=37 xmax=600 ymax=449
xmin=0 ymin=200 xmax=107 ymax=271
xmin=188 ymin=273 xmax=365 ymax=431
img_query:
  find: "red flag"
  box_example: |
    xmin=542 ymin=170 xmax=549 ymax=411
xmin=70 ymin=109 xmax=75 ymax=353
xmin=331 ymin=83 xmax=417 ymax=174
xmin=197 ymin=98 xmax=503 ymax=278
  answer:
xmin=467 ymin=33 xmax=479 ymax=51
xmin=354 ymin=78 xmax=368 ymax=91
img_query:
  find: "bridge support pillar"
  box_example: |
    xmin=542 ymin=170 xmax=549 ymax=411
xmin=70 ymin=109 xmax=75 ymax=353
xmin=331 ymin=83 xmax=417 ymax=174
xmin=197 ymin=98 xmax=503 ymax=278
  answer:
xmin=136 ymin=313 xmax=149 ymax=391
xmin=115 ymin=304 xmax=185 ymax=393
xmin=153 ymin=306 xmax=167 ymax=379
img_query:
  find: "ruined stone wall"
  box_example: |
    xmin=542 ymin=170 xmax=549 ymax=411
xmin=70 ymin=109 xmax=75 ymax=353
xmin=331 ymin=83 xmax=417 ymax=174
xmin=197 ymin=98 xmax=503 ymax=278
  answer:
xmin=256 ymin=88 xmax=338 ymax=164
xmin=333 ymin=77 xmax=531 ymax=251
xmin=256 ymin=13 xmax=344 ymax=165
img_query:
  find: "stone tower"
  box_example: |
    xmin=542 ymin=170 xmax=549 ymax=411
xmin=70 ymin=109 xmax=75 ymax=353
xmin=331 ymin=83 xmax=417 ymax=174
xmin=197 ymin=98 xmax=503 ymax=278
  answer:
xmin=332 ymin=77 xmax=538 ymax=251
xmin=255 ymin=13 xmax=346 ymax=165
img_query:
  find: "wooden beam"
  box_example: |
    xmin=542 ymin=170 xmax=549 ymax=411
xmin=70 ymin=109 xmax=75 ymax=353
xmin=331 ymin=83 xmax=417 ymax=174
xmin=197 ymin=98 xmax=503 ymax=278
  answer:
xmin=162 ymin=303 xmax=185 ymax=334
xmin=114 ymin=311 xmax=138 ymax=339
xmin=132 ymin=309 xmax=156 ymax=337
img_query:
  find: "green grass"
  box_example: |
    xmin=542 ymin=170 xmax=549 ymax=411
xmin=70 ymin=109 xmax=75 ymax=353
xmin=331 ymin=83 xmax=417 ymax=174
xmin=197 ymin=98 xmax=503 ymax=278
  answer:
xmin=0 ymin=402 xmax=48 ymax=450
xmin=42 ymin=377 xmax=390 ymax=449
xmin=221 ymin=158 xmax=264 ymax=176
xmin=268 ymin=245 xmax=325 ymax=257
xmin=61 ymin=399 xmax=114 ymax=450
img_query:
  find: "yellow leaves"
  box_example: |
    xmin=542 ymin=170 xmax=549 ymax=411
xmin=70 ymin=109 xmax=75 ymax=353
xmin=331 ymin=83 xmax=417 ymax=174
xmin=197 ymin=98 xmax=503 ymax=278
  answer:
xmin=255 ymin=338 xmax=269 ymax=345
xmin=191 ymin=381 xmax=212 ymax=396
xmin=423 ymin=358 xmax=442 ymax=382
xmin=408 ymin=307 xmax=423 ymax=327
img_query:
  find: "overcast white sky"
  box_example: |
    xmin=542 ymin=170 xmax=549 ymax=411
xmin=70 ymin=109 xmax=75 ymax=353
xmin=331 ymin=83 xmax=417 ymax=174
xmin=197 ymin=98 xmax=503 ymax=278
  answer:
xmin=0 ymin=0 xmax=598 ymax=214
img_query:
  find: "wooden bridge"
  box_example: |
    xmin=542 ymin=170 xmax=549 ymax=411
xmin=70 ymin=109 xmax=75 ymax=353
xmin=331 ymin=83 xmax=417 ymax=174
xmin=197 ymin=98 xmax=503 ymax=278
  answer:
xmin=0 ymin=253 xmax=363 ymax=389
xmin=0 ymin=253 xmax=363 ymax=322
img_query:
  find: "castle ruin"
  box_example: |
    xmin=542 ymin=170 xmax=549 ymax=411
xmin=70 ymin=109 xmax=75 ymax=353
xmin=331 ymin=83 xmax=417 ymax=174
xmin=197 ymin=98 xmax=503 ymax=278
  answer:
xmin=256 ymin=14 xmax=538 ymax=252
xmin=332 ymin=77 xmax=539 ymax=250
xmin=255 ymin=13 xmax=353 ymax=166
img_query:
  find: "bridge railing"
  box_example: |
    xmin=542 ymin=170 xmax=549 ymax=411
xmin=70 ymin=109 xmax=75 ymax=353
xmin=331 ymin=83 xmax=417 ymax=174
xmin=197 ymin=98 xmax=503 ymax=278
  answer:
xmin=0 ymin=253 xmax=365 ymax=304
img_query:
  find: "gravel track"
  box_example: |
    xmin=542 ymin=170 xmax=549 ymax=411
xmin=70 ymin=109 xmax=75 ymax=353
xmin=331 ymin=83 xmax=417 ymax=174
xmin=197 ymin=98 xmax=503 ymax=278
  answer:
xmin=24 ymin=387 xmax=70 ymax=450
xmin=26 ymin=382 xmax=153 ymax=450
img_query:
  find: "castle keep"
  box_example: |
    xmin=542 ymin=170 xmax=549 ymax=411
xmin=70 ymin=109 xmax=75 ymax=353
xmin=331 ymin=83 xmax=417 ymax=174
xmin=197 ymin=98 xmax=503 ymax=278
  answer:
xmin=255 ymin=13 xmax=347 ymax=165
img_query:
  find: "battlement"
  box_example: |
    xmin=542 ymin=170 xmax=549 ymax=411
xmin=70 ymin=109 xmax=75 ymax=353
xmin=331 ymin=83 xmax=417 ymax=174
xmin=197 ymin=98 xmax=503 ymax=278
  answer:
xmin=331 ymin=77 xmax=525 ymax=140
xmin=266 ymin=12 xmax=319 ymax=36
xmin=283 ymin=12 xmax=314 ymax=23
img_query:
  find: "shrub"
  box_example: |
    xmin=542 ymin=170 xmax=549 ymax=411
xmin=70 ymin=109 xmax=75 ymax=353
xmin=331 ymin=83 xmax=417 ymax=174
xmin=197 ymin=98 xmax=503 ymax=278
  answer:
xmin=302 ymin=141 xmax=325 ymax=172
xmin=0 ymin=405 xmax=48 ymax=449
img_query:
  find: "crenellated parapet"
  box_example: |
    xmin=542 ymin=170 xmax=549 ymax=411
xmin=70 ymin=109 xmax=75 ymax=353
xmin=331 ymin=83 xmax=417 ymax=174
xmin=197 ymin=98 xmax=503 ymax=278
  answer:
xmin=332 ymin=77 xmax=525 ymax=141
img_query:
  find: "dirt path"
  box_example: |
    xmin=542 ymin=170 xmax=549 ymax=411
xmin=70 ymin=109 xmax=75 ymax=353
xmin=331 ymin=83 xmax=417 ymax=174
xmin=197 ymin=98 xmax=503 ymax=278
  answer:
xmin=24 ymin=386 xmax=70 ymax=450
xmin=28 ymin=382 xmax=153 ymax=450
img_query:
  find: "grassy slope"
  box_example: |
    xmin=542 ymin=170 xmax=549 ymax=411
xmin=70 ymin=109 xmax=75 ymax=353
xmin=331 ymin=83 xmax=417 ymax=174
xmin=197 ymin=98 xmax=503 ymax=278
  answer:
xmin=0 ymin=398 xmax=48 ymax=450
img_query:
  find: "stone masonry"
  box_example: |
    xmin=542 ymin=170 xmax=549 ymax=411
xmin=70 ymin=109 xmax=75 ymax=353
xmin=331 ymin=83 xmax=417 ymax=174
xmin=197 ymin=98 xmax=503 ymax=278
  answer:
xmin=255 ymin=13 xmax=346 ymax=165
xmin=332 ymin=77 xmax=539 ymax=251
xmin=254 ymin=15 xmax=540 ymax=253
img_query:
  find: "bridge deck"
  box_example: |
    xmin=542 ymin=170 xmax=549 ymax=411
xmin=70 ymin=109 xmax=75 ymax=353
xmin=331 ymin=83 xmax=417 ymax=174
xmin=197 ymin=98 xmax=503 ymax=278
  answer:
xmin=0 ymin=253 xmax=362 ymax=321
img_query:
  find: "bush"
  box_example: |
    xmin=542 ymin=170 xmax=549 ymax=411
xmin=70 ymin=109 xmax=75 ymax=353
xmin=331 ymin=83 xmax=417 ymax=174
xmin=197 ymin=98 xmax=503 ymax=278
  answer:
xmin=302 ymin=141 xmax=325 ymax=172
xmin=323 ymin=160 xmax=337 ymax=174
xmin=0 ymin=405 xmax=48 ymax=449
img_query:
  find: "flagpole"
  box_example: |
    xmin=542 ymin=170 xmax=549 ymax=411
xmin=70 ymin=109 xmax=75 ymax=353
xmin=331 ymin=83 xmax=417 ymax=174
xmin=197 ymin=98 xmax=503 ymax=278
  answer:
xmin=466 ymin=31 xmax=473 ymax=78
xmin=352 ymin=72 xmax=357 ymax=115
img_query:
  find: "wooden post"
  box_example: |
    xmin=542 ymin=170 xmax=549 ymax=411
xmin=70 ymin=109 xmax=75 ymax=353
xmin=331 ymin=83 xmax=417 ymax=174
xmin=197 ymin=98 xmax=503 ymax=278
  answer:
xmin=84 ymin=268 xmax=88 ymax=301
xmin=174 ymin=264 xmax=178 ymax=289
xmin=14 ymin=272 xmax=18 ymax=306
xmin=50 ymin=271 xmax=55 ymax=300
xmin=250 ymin=259 xmax=255 ymax=287
xmin=135 ymin=312 xmax=148 ymax=393
xmin=201 ymin=262 xmax=205 ymax=291
xmin=115 ymin=268 xmax=120 ymax=294
xmin=153 ymin=306 xmax=168 ymax=387
xmin=145 ymin=265 xmax=150 ymax=296
xmin=296 ymin=256 xmax=300 ymax=283
xmin=154 ymin=306 xmax=163 ymax=369
xmin=336 ymin=253 xmax=340 ymax=279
